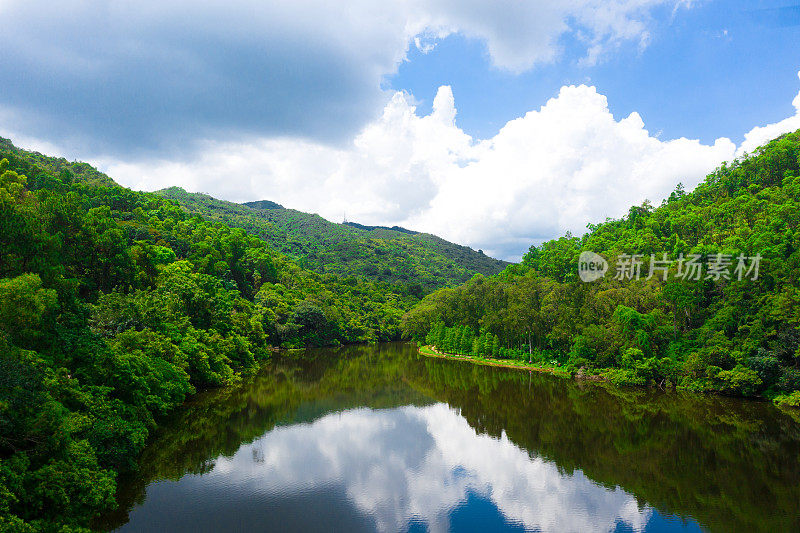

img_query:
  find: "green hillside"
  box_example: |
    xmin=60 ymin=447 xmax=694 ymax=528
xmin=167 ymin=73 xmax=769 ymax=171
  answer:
xmin=158 ymin=187 xmax=509 ymax=295
xmin=404 ymin=130 xmax=800 ymax=405
xmin=0 ymin=141 xmax=417 ymax=531
xmin=0 ymin=135 xmax=508 ymax=295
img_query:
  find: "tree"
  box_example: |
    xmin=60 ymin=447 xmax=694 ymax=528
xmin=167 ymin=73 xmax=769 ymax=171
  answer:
xmin=0 ymin=273 xmax=57 ymax=349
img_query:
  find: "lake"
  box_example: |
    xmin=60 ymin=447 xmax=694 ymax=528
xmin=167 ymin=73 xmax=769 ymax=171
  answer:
xmin=98 ymin=342 xmax=800 ymax=532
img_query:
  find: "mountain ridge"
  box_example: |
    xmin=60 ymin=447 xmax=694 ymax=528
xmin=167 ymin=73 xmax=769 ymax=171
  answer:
xmin=0 ymin=137 xmax=508 ymax=295
xmin=157 ymin=186 xmax=509 ymax=294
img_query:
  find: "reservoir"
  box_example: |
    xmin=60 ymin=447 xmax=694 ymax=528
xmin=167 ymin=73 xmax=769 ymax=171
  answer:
xmin=99 ymin=342 xmax=800 ymax=532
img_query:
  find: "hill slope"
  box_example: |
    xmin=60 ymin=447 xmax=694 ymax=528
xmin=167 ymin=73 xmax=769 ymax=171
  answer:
xmin=158 ymin=187 xmax=509 ymax=294
xmin=0 ymin=136 xmax=116 ymax=186
xmin=0 ymin=136 xmax=508 ymax=294
xmin=404 ymin=130 xmax=800 ymax=404
xmin=0 ymin=139 xmax=420 ymax=530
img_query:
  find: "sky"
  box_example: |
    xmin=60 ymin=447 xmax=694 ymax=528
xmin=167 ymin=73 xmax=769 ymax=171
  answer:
xmin=1 ymin=0 xmax=799 ymax=260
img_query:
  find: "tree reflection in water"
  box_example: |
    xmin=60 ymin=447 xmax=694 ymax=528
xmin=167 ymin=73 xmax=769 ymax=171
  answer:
xmin=98 ymin=342 xmax=800 ymax=532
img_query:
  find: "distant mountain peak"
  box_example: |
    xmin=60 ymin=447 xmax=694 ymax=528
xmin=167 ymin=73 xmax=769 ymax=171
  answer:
xmin=343 ymin=221 xmax=418 ymax=235
xmin=155 ymin=186 xmax=509 ymax=293
xmin=243 ymin=199 xmax=284 ymax=210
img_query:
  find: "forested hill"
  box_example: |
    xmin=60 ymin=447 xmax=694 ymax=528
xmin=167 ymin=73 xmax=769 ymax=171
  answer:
xmin=404 ymin=130 xmax=800 ymax=406
xmin=0 ymin=136 xmax=508 ymax=296
xmin=157 ymin=186 xmax=509 ymax=294
xmin=0 ymin=140 xmax=420 ymax=530
xmin=342 ymin=220 xmax=417 ymax=234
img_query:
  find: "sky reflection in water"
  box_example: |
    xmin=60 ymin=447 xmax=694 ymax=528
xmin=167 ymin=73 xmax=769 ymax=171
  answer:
xmin=118 ymin=403 xmax=699 ymax=532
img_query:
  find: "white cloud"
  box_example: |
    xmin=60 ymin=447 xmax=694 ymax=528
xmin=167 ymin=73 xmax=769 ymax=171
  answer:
xmin=100 ymin=82 xmax=741 ymax=260
xmin=736 ymin=71 xmax=800 ymax=157
xmin=0 ymin=0 xmax=680 ymax=153
xmin=417 ymin=0 xmax=674 ymax=72
xmin=406 ymin=85 xmax=737 ymax=258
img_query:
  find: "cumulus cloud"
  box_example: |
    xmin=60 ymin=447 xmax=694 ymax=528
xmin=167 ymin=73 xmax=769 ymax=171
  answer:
xmin=408 ymin=85 xmax=737 ymax=258
xmin=101 ymin=82 xmax=742 ymax=260
xmin=0 ymin=0 xmax=681 ymax=155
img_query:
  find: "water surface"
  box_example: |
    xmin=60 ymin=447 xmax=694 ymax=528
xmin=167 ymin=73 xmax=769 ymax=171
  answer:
xmin=99 ymin=343 xmax=800 ymax=532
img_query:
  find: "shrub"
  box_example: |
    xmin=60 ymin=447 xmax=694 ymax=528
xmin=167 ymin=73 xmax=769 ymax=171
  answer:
xmin=778 ymin=367 xmax=800 ymax=392
xmin=747 ymin=352 xmax=781 ymax=388
xmin=774 ymin=390 xmax=800 ymax=408
xmin=713 ymin=365 xmax=763 ymax=396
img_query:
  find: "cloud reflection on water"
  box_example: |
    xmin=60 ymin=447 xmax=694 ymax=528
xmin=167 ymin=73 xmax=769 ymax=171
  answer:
xmin=202 ymin=403 xmax=652 ymax=532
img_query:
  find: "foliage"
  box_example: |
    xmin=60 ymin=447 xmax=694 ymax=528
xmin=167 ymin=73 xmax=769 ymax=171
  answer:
xmin=157 ymin=186 xmax=508 ymax=294
xmin=0 ymin=139 xmax=419 ymax=530
xmin=405 ymin=130 xmax=800 ymax=397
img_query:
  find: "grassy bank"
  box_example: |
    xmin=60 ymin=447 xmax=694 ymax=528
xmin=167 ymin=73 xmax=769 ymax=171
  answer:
xmin=418 ymin=345 xmax=571 ymax=378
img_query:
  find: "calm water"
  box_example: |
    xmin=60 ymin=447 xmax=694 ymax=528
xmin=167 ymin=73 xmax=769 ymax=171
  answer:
xmin=98 ymin=343 xmax=800 ymax=532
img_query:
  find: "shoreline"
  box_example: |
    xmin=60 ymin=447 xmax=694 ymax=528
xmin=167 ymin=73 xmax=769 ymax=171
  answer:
xmin=416 ymin=344 xmax=800 ymax=417
xmin=417 ymin=345 xmax=572 ymax=378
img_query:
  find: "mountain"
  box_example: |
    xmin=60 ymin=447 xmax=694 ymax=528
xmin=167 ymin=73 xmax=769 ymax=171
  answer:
xmin=404 ymin=130 xmax=800 ymax=404
xmin=0 ymin=135 xmax=508 ymax=295
xmin=244 ymin=199 xmax=283 ymax=210
xmin=158 ymin=187 xmax=509 ymax=295
xmin=341 ymin=221 xmax=417 ymax=234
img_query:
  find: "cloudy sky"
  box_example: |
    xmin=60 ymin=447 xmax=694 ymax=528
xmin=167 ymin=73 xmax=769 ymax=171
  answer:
xmin=1 ymin=1 xmax=799 ymax=260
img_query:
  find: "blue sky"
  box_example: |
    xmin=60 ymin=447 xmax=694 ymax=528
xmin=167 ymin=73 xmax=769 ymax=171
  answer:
xmin=390 ymin=1 xmax=800 ymax=145
xmin=1 ymin=1 xmax=799 ymax=259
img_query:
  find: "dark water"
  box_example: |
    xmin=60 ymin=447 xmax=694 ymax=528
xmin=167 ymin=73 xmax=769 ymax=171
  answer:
xmin=98 ymin=343 xmax=800 ymax=532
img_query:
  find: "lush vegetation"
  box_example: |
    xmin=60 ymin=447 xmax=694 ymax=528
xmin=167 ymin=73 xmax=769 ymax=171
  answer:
xmin=0 ymin=137 xmax=115 ymax=187
xmin=158 ymin=186 xmax=508 ymax=295
xmin=0 ymin=139 xmax=418 ymax=531
xmin=404 ymin=130 xmax=800 ymax=404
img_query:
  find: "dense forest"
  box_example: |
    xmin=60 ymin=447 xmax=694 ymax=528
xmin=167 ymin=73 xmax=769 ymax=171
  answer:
xmin=0 ymin=139 xmax=418 ymax=531
xmin=157 ymin=186 xmax=508 ymax=295
xmin=404 ymin=130 xmax=800 ymax=406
